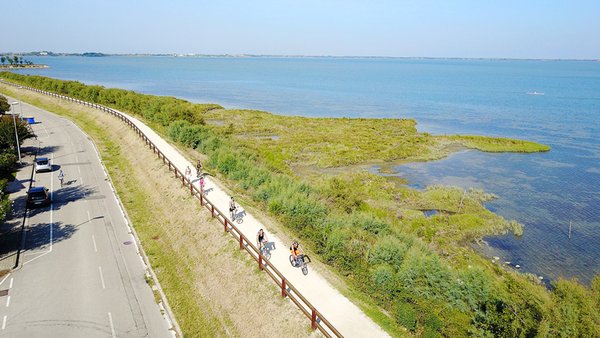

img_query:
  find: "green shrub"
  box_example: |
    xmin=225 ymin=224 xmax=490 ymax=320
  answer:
xmin=368 ymin=236 xmax=410 ymax=269
xmin=394 ymin=301 xmax=417 ymax=331
xmin=371 ymin=265 xmax=397 ymax=298
xmin=351 ymin=212 xmax=390 ymax=235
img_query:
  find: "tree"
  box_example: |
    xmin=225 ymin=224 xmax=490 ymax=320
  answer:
xmin=0 ymin=56 xmax=5 ymax=64
xmin=0 ymin=116 xmax=34 ymax=150
xmin=0 ymin=95 xmax=10 ymax=114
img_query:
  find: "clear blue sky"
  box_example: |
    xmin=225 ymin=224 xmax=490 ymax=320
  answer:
xmin=4 ymin=0 xmax=600 ymax=59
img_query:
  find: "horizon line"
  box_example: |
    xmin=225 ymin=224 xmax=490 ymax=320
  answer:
xmin=3 ymin=51 xmax=599 ymax=62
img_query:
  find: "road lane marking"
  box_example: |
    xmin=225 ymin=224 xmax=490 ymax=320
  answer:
xmin=40 ymin=124 xmax=49 ymax=138
xmin=8 ymin=278 xmax=12 ymax=289
xmin=108 ymin=312 xmax=116 ymax=338
xmin=0 ymin=274 xmax=9 ymax=287
xmin=5 ymin=296 xmax=9 ymax=307
xmin=2 ymin=315 xmax=6 ymax=330
xmin=99 ymin=266 xmax=106 ymax=289
xmin=92 ymin=235 xmax=98 ymax=253
xmin=23 ymin=153 xmax=54 ymax=265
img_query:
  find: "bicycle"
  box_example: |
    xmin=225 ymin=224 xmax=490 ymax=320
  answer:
xmin=58 ymin=171 xmax=65 ymax=187
xmin=230 ymin=206 xmax=237 ymax=222
xmin=259 ymin=241 xmax=272 ymax=260
xmin=289 ymin=254 xmax=311 ymax=275
xmin=230 ymin=207 xmax=244 ymax=224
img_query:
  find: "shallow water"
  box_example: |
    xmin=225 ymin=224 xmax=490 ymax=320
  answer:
xmin=16 ymin=56 xmax=600 ymax=284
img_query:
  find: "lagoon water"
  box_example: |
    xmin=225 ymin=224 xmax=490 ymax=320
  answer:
xmin=17 ymin=56 xmax=600 ymax=284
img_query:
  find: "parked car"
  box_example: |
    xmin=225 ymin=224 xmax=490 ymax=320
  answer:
xmin=35 ymin=157 xmax=52 ymax=172
xmin=27 ymin=187 xmax=51 ymax=207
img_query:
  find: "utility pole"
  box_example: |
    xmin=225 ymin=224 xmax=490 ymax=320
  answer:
xmin=11 ymin=102 xmax=22 ymax=164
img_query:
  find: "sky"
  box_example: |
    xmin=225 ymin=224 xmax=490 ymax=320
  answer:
xmin=3 ymin=0 xmax=600 ymax=59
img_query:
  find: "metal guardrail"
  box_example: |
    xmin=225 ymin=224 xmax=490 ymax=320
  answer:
xmin=1 ymin=80 xmax=343 ymax=338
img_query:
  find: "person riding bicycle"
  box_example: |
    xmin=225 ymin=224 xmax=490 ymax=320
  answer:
xmin=256 ymin=229 xmax=268 ymax=251
xmin=229 ymin=197 xmax=237 ymax=219
xmin=185 ymin=165 xmax=192 ymax=180
xmin=58 ymin=169 xmax=65 ymax=186
xmin=199 ymin=176 xmax=205 ymax=193
xmin=195 ymin=160 xmax=203 ymax=178
xmin=290 ymin=241 xmax=303 ymax=266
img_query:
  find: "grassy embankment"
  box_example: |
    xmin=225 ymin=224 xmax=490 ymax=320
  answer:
xmin=0 ymin=84 xmax=316 ymax=337
xmin=1 ymin=72 xmax=598 ymax=338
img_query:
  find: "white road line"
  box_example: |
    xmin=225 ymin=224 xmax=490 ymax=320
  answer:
xmin=50 ymin=153 xmax=54 ymax=253
xmin=5 ymin=296 xmax=10 ymax=307
xmin=87 ymin=210 xmax=91 ymax=222
xmin=9 ymin=278 xmax=13 ymax=289
xmin=108 ymin=312 xmax=116 ymax=338
xmin=99 ymin=266 xmax=106 ymax=289
xmin=92 ymin=235 xmax=98 ymax=253
xmin=23 ymin=157 xmax=54 ymax=266
xmin=0 ymin=274 xmax=9 ymax=287
xmin=1 ymin=315 xmax=6 ymax=330
xmin=41 ymin=124 xmax=49 ymax=138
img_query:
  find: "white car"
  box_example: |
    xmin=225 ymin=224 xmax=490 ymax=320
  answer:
xmin=35 ymin=157 xmax=52 ymax=172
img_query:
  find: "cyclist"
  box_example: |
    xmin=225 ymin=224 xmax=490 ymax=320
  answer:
xmin=256 ymin=229 xmax=268 ymax=251
xmin=229 ymin=197 xmax=237 ymax=220
xmin=185 ymin=165 xmax=192 ymax=181
xmin=195 ymin=160 xmax=203 ymax=178
xmin=290 ymin=241 xmax=303 ymax=266
xmin=199 ymin=176 xmax=205 ymax=193
xmin=58 ymin=169 xmax=65 ymax=187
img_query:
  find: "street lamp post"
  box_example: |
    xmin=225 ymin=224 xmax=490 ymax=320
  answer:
xmin=10 ymin=102 xmax=22 ymax=164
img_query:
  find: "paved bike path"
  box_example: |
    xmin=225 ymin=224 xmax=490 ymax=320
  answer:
xmin=123 ymin=113 xmax=389 ymax=337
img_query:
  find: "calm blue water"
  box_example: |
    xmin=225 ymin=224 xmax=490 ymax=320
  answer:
xmin=16 ymin=56 xmax=600 ymax=284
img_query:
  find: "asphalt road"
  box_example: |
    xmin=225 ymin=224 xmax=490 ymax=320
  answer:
xmin=0 ymin=99 xmax=172 ymax=337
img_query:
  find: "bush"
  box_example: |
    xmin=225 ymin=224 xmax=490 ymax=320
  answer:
xmin=394 ymin=301 xmax=417 ymax=331
xmin=371 ymin=265 xmax=397 ymax=298
xmin=368 ymin=236 xmax=410 ymax=269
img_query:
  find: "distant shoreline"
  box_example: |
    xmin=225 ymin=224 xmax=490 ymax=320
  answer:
xmin=0 ymin=64 xmax=49 ymax=69
xmin=6 ymin=52 xmax=599 ymax=62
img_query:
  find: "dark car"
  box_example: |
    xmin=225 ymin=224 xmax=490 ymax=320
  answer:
xmin=35 ymin=157 xmax=52 ymax=172
xmin=27 ymin=187 xmax=51 ymax=207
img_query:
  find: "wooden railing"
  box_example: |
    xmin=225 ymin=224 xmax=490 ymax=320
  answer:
xmin=1 ymin=80 xmax=343 ymax=338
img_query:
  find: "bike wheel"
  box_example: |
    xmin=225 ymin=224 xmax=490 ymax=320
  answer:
xmin=302 ymin=264 xmax=308 ymax=275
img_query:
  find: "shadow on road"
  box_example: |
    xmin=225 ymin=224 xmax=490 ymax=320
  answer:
xmin=23 ymin=221 xmax=77 ymax=252
xmin=52 ymin=185 xmax=97 ymax=209
xmin=9 ymin=185 xmax=98 ymax=220
xmin=34 ymin=145 xmax=61 ymax=157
